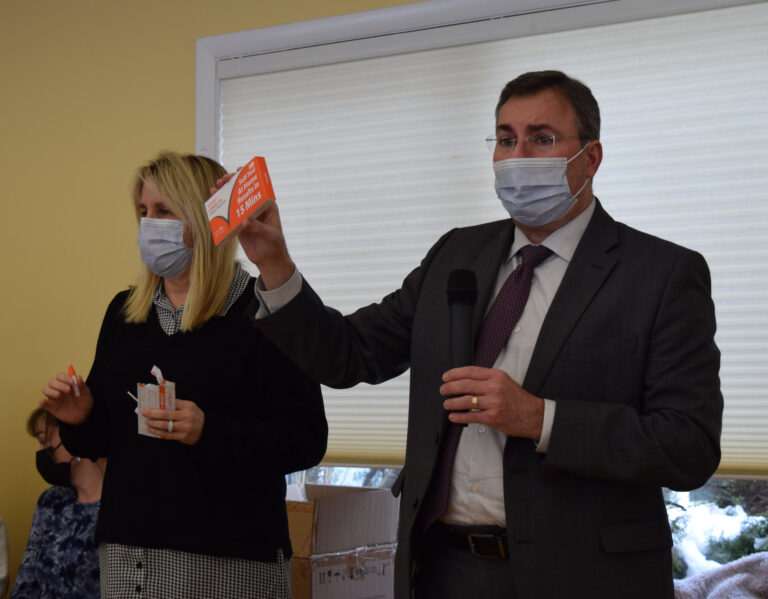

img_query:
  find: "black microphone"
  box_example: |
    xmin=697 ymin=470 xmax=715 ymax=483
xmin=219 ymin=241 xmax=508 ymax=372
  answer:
xmin=447 ymin=270 xmax=477 ymax=422
xmin=447 ymin=269 xmax=477 ymax=368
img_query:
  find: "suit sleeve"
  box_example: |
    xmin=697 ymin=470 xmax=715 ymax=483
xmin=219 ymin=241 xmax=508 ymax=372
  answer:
xmin=544 ymin=249 xmax=723 ymax=491
xmin=252 ymin=230 xmax=455 ymax=389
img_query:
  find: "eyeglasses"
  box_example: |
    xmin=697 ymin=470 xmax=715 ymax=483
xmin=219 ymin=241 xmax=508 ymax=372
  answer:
xmin=485 ymin=134 xmax=587 ymax=155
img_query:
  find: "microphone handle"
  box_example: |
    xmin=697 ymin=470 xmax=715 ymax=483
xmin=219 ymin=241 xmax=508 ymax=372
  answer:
xmin=449 ymin=302 xmax=475 ymax=369
xmin=449 ymin=301 xmax=474 ymax=423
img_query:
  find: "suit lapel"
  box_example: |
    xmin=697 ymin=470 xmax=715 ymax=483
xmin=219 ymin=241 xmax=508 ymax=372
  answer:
xmin=523 ymin=201 xmax=619 ymax=394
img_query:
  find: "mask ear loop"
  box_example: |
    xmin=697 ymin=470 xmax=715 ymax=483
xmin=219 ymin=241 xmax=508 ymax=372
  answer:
xmin=566 ymin=140 xmax=594 ymax=200
xmin=571 ymin=176 xmax=590 ymax=200
xmin=45 ymin=441 xmax=64 ymax=458
xmin=565 ymin=140 xmax=593 ymax=164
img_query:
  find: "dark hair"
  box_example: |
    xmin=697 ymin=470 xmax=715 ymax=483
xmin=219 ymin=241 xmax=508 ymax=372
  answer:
xmin=27 ymin=407 xmax=58 ymax=440
xmin=495 ymin=70 xmax=600 ymax=141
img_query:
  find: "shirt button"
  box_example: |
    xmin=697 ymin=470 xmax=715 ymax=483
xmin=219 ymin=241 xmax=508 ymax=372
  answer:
xmin=470 ymin=484 xmax=479 ymax=493
xmin=136 ymin=562 xmax=143 ymax=569
xmin=478 ymin=425 xmax=486 ymax=434
xmin=513 ymin=325 xmax=521 ymax=333
xmin=135 ymin=585 xmax=142 ymax=593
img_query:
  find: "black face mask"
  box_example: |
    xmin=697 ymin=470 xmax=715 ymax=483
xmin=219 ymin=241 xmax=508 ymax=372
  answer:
xmin=35 ymin=443 xmax=72 ymax=487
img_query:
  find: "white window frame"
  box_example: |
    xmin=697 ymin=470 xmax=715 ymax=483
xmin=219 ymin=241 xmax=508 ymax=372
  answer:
xmin=196 ymin=0 xmax=762 ymax=158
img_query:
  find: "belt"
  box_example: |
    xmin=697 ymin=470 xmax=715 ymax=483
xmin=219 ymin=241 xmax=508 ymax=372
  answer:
xmin=433 ymin=521 xmax=509 ymax=559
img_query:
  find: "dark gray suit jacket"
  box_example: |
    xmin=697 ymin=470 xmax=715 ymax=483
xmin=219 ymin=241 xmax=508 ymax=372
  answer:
xmin=255 ymin=200 xmax=722 ymax=598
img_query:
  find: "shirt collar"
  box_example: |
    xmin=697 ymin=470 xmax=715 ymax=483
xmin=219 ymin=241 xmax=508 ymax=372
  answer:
xmin=509 ymin=199 xmax=596 ymax=263
xmin=152 ymin=263 xmax=251 ymax=335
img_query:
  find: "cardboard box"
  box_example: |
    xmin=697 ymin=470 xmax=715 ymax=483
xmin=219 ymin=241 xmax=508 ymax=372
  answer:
xmin=304 ymin=544 xmax=396 ymax=599
xmin=287 ymin=483 xmax=399 ymax=599
xmin=205 ymin=156 xmax=275 ymax=245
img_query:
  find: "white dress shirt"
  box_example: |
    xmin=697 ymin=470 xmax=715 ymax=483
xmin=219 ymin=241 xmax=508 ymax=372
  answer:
xmin=444 ymin=202 xmax=595 ymax=526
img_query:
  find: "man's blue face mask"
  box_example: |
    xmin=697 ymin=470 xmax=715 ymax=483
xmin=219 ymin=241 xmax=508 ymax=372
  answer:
xmin=493 ymin=143 xmax=590 ymax=227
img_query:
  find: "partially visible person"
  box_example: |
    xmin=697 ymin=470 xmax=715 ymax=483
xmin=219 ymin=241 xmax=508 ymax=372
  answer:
xmin=1 ymin=511 xmax=8 ymax=597
xmin=235 ymin=70 xmax=722 ymax=598
xmin=42 ymin=152 xmax=327 ymax=599
xmin=11 ymin=408 xmax=104 ymax=599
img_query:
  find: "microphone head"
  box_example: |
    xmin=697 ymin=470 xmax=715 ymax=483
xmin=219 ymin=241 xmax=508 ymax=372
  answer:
xmin=447 ymin=269 xmax=477 ymax=305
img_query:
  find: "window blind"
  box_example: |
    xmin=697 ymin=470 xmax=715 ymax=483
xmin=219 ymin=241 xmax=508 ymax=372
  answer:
xmin=215 ymin=2 xmax=768 ymax=473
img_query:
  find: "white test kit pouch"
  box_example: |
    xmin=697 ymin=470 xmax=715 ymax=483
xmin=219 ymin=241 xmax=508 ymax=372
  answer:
xmin=132 ymin=365 xmax=176 ymax=438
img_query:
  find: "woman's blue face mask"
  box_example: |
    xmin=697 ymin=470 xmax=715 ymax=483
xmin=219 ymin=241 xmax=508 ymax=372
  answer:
xmin=137 ymin=217 xmax=192 ymax=279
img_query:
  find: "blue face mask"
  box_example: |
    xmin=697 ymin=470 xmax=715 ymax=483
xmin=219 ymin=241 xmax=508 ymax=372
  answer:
xmin=494 ymin=144 xmax=589 ymax=226
xmin=137 ymin=218 xmax=192 ymax=279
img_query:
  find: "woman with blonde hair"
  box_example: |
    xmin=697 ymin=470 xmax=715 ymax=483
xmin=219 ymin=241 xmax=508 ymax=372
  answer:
xmin=42 ymin=151 xmax=326 ymax=598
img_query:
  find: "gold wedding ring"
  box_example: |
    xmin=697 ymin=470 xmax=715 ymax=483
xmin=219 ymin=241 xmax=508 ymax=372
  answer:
xmin=472 ymin=395 xmax=479 ymax=410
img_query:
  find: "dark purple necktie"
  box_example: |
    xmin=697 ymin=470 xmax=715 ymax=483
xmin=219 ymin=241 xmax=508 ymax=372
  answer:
xmin=417 ymin=244 xmax=553 ymax=532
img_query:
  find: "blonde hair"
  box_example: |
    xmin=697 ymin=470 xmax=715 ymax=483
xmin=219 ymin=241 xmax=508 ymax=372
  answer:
xmin=123 ymin=152 xmax=238 ymax=331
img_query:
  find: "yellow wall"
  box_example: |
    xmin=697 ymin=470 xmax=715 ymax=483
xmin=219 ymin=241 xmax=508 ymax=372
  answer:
xmin=0 ymin=0 xmax=417 ymax=591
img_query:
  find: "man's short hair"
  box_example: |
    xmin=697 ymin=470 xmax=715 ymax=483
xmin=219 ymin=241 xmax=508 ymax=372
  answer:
xmin=495 ymin=70 xmax=601 ymax=141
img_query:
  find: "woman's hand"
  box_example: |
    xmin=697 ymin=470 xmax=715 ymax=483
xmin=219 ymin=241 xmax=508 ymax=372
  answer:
xmin=142 ymin=398 xmax=205 ymax=445
xmin=41 ymin=373 xmax=94 ymax=425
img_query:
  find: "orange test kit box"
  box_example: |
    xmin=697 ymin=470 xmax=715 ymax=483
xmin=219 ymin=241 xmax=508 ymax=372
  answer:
xmin=205 ymin=156 xmax=275 ymax=245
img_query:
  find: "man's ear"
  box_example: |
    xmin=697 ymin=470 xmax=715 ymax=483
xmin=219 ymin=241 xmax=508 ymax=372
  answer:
xmin=586 ymin=140 xmax=603 ymax=178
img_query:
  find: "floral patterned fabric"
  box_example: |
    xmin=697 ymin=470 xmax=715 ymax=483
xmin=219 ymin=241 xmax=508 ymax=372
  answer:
xmin=11 ymin=486 xmax=100 ymax=599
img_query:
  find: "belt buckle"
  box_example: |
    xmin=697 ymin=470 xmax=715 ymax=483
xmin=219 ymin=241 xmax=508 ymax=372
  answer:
xmin=467 ymin=533 xmax=507 ymax=559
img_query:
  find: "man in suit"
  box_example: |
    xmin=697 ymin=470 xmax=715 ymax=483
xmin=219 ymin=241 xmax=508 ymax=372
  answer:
xmin=238 ymin=70 xmax=722 ymax=598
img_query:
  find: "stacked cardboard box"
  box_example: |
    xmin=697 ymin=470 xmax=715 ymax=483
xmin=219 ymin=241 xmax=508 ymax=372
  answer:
xmin=287 ymin=483 xmax=399 ymax=599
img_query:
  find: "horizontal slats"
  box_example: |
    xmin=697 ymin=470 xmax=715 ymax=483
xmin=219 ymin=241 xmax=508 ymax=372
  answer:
xmin=221 ymin=2 xmax=768 ymax=471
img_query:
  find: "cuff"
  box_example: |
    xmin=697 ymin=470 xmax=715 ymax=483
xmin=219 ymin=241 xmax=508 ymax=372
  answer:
xmin=253 ymin=269 xmax=303 ymax=318
xmin=534 ymin=398 xmax=556 ymax=453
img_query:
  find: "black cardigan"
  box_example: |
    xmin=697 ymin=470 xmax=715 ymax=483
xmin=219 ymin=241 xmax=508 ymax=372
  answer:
xmin=61 ymin=283 xmax=326 ymax=562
